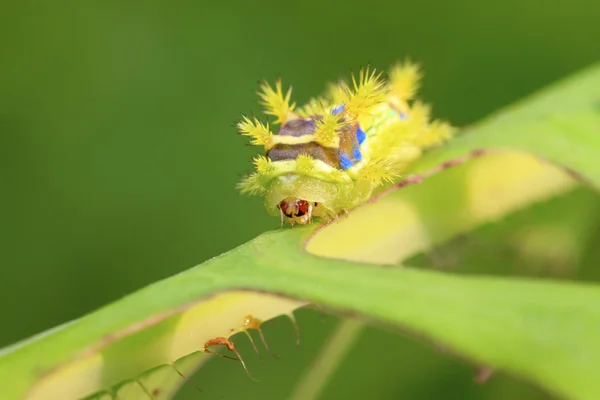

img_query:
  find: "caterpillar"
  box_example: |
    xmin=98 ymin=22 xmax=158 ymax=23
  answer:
xmin=237 ymin=61 xmax=454 ymax=226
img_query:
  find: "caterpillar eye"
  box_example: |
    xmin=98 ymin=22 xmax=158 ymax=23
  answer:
xmin=295 ymin=200 xmax=309 ymax=216
xmin=277 ymin=200 xmax=287 ymax=215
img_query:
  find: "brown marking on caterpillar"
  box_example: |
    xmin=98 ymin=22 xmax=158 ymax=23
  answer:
xmin=244 ymin=315 xmax=277 ymax=359
xmin=203 ymin=337 xmax=258 ymax=381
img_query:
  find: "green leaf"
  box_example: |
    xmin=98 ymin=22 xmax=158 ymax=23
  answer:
xmin=1 ymin=63 xmax=599 ymax=400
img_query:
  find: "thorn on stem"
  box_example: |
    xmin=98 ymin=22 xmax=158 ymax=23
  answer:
xmin=244 ymin=330 xmax=262 ymax=358
xmin=243 ymin=314 xmax=277 ymax=358
xmin=258 ymin=327 xmax=278 ymax=359
xmin=136 ymin=379 xmax=155 ymax=400
xmin=288 ymin=312 xmax=301 ymax=347
xmin=170 ymin=363 xmax=203 ymax=392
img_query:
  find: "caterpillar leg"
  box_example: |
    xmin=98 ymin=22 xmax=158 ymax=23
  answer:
xmin=324 ymin=209 xmax=350 ymax=225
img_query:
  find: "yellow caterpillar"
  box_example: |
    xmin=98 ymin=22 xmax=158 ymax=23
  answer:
xmin=237 ymin=61 xmax=454 ymax=226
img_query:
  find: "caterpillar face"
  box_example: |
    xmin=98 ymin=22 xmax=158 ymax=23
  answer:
xmin=277 ymin=198 xmax=317 ymax=226
xmin=237 ymin=62 xmax=454 ymax=227
xmin=263 ymin=174 xmax=344 ymax=226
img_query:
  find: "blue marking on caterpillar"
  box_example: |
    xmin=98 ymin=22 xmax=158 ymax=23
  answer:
xmin=352 ymin=146 xmax=363 ymax=162
xmin=356 ymin=126 xmax=366 ymax=144
xmin=339 ymin=152 xmax=353 ymax=169
xmin=332 ymin=105 xmax=345 ymax=115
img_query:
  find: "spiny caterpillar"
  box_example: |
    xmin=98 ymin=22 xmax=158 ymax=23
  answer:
xmin=237 ymin=61 xmax=454 ymax=226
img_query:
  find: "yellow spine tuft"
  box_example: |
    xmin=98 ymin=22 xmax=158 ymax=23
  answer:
xmin=313 ymin=112 xmax=343 ymax=147
xmin=327 ymin=80 xmax=347 ymax=106
xmin=406 ymin=100 xmax=431 ymax=128
xmin=402 ymin=100 xmax=432 ymax=144
xmin=356 ymin=157 xmax=400 ymax=185
xmin=237 ymin=116 xmax=274 ymax=149
xmin=253 ymin=154 xmax=275 ymax=176
xmin=295 ymin=154 xmax=315 ymax=174
xmin=236 ymin=173 xmax=266 ymax=195
xmin=329 ymin=169 xmax=347 ymax=182
xmin=338 ymin=67 xmax=387 ymax=120
xmin=388 ymin=60 xmax=423 ymax=102
xmin=258 ymin=79 xmax=296 ymax=125
xmin=297 ymin=96 xmax=330 ymax=118
xmin=411 ymin=120 xmax=456 ymax=147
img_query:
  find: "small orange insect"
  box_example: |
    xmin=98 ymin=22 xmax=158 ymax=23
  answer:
xmin=203 ymin=337 xmax=257 ymax=381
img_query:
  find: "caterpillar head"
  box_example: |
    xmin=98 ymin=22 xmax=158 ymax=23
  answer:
xmin=264 ymin=175 xmax=337 ymax=226
xmin=262 ymin=174 xmax=374 ymax=226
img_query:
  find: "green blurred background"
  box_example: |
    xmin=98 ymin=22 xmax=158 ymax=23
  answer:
xmin=2 ymin=0 xmax=600 ymax=399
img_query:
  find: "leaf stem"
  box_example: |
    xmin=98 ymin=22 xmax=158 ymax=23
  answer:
xmin=288 ymin=318 xmax=365 ymax=400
